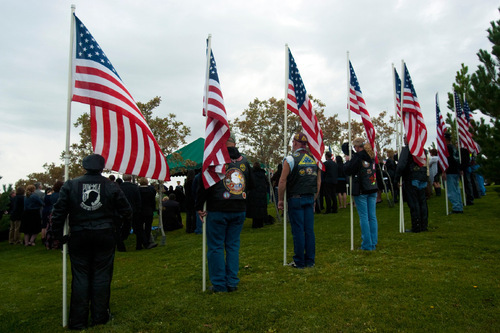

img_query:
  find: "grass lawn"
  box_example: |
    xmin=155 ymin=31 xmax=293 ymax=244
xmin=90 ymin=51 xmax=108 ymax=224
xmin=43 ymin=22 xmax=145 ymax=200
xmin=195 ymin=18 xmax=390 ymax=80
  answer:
xmin=0 ymin=187 xmax=498 ymax=332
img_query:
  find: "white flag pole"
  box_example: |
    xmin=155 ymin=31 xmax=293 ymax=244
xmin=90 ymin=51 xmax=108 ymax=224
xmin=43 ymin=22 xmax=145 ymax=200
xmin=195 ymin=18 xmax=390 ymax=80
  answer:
xmin=399 ymin=60 xmax=406 ymax=233
xmin=347 ymin=51 xmax=354 ymax=251
xmin=202 ymin=34 xmax=212 ymax=291
xmin=158 ymin=183 xmax=166 ymax=245
xmin=283 ymin=44 xmax=289 ymax=265
xmin=453 ymin=89 xmax=467 ymax=206
xmin=392 ymin=62 xmax=402 ymax=228
xmin=442 ymin=176 xmax=449 ymax=215
xmin=62 ymin=5 xmax=76 ymax=327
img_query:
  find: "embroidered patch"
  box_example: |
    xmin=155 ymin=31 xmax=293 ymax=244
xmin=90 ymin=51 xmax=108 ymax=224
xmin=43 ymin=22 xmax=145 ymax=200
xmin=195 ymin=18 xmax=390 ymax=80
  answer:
xmin=224 ymin=168 xmax=246 ymax=195
xmin=306 ymin=167 xmax=313 ymax=175
xmin=292 ymin=152 xmax=300 ymax=157
xmin=299 ymin=169 xmax=306 ymax=175
xmin=240 ymin=164 xmax=246 ymax=172
xmin=223 ymin=191 xmax=231 ymax=199
xmin=242 ymin=192 xmax=247 ymax=199
xmin=80 ymin=183 xmax=102 ymax=211
xmin=299 ymin=154 xmax=316 ymax=165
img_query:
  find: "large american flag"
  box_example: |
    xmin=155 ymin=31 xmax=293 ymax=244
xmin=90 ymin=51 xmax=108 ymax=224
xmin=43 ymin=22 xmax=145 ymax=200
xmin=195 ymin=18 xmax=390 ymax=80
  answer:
xmin=454 ymin=91 xmax=475 ymax=153
xmin=462 ymin=97 xmax=480 ymax=154
xmin=348 ymin=61 xmax=378 ymax=163
xmin=394 ymin=68 xmax=402 ymax=118
xmin=402 ymin=64 xmax=427 ymax=167
xmin=435 ymin=93 xmax=449 ymax=172
xmin=201 ymin=46 xmax=231 ymax=189
xmin=287 ymin=48 xmax=325 ymax=171
xmin=72 ymin=15 xmax=169 ymax=180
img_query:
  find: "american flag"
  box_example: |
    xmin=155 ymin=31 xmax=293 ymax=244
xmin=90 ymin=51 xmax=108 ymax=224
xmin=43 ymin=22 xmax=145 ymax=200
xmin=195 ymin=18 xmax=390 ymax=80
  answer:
xmin=435 ymin=93 xmax=449 ymax=172
xmin=72 ymin=15 xmax=169 ymax=180
xmin=462 ymin=97 xmax=480 ymax=154
xmin=201 ymin=45 xmax=231 ymax=189
xmin=454 ymin=91 xmax=475 ymax=153
xmin=287 ymin=48 xmax=325 ymax=171
xmin=394 ymin=68 xmax=402 ymax=118
xmin=402 ymin=64 xmax=427 ymax=167
xmin=348 ymin=61 xmax=378 ymax=163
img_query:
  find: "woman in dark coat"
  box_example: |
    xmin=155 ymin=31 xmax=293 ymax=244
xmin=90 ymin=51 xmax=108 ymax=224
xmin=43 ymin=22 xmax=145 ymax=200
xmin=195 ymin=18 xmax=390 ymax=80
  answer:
xmin=21 ymin=185 xmax=44 ymax=246
xmin=184 ymin=170 xmax=197 ymax=233
xmin=9 ymin=186 xmax=25 ymax=245
xmin=247 ymin=162 xmax=269 ymax=228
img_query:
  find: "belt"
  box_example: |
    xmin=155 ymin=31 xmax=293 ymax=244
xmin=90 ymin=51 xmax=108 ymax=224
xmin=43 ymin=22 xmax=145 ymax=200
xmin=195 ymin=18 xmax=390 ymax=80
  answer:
xmin=290 ymin=194 xmax=314 ymax=199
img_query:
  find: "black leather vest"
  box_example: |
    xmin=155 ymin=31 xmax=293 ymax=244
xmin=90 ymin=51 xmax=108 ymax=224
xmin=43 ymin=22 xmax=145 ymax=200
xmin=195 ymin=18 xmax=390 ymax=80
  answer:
xmin=287 ymin=150 xmax=318 ymax=197
xmin=212 ymin=156 xmax=249 ymax=201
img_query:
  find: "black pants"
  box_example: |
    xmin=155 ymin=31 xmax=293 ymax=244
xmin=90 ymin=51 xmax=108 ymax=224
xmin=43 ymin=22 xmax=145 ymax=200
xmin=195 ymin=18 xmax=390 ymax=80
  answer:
xmin=185 ymin=209 xmax=196 ymax=233
xmin=142 ymin=214 xmax=154 ymax=243
xmin=404 ymin=181 xmax=428 ymax=232
xmin=324 ymin=183 xmax=338 ymax=213
xmin=133 ymin=216 xmax=147 ymax=250
xmin=68 ymin=229 xmax=115 ymax=330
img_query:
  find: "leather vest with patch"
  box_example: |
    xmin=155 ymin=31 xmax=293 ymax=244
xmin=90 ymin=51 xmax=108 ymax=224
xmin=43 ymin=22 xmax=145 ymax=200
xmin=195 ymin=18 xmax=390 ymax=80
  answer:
xmin=212 ymin=156 xmax=249 ymax=201
xmin=287 ymin=150 xmax=318 ymax=197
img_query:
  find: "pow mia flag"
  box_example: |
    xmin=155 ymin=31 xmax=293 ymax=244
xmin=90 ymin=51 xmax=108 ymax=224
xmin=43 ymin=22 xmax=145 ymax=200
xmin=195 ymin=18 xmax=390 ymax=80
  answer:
xmin=80 ymin=183 xmax=103 ymax=211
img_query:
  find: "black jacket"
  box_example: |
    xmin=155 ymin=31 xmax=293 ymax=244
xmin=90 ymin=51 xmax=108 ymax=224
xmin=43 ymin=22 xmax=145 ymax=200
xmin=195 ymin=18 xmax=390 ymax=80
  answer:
xmin=323 ymin=159 xmax=338 ymax=184
xmin=51 ymin=171 xmax=132 ymax=238
xmin=343 ymin=150 xmax=378 ymax=196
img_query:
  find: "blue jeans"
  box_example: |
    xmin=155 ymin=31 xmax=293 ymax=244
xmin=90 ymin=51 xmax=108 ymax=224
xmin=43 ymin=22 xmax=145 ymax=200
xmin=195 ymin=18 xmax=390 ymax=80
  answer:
xmin=206 ymin=211 xmax=245 ymax=291
xmin=353 ymin=192 xmax=378 ymax=250
xmin=287 ymin=195 xmax=315 ymax=268
xmin=446 ymin=174 xmax=463 ymax=212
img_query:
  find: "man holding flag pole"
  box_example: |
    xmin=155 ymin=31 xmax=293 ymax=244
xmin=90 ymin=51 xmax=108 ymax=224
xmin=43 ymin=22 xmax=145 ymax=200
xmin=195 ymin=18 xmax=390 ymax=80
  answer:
xmin=278 ymin=46 xmax=323 ymax=268
xmin=60 ymin=5 xmax=170 ymax=328
xmin=196 ymin=35 xmax=253 ymax=293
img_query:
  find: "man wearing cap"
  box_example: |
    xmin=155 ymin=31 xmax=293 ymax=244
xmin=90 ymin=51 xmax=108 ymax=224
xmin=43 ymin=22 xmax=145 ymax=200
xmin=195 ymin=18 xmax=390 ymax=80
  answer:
xmin=52 ymin=154 xmax=132 ymax=330
xmin=443 ymin=133 xmax=464 ymax=213
xmin=278 ymin=132 xmax=321 ymax=268
xmin=196 ymin=135 xmax=253 ymax=292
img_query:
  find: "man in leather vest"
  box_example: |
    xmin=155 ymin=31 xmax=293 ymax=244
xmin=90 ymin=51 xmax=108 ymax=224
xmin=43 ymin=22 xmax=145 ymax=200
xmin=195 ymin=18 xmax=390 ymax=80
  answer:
xmin=52 ymin=154 xmax=132 ymax=330
xmin=196 ymin=135 xmax=253 ymax=292
xmin=278 ymin=132 xmax=321 ymax=268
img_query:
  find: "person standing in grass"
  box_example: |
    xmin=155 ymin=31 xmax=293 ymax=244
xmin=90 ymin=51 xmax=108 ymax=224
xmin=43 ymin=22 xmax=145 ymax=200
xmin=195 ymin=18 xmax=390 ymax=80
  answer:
xmin=394 ymin=136 xmax=429 ymax=233
xmin=196 ymin=135 xmax=253 ymax=292
xmin=442 ymin=133 xmax=464 ymax=214
xmin=52 ymin=154 xmax=132 ymax=330
xmin=343 ymin=138 xmax=378 ymax=251
xmin=278 ymin=132 xmax=321 ymax=268
xmin=21 ymin=184 xmax=44 ymax=246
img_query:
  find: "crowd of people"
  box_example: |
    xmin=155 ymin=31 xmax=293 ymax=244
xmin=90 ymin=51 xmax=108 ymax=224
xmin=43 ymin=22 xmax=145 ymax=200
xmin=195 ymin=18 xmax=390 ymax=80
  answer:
xmin=2 ymin=130 xmax=486 ymax=330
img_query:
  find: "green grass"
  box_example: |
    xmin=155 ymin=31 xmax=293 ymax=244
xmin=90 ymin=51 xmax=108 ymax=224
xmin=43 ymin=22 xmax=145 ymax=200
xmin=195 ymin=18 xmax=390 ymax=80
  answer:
xmin=1 ymin=187 xmax=499 ymax=332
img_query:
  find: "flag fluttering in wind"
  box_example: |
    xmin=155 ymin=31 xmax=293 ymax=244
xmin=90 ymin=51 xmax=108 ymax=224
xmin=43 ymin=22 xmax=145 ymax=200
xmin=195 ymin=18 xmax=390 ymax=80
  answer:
xmin=287 ymin=48 xmax=325 ymax=171
xmin=348 ymin=61 xmax=378 ymax=163
xmin=394 ymin=68 xmax=402 ymax=118
xmin=401 ymin=64 xmax=427 ymax=166
xmin=454 ymin=91 xmax=476 ymax=153
xmin=462 ymin=97 xmax=480 ymax=154
xmin=201 ymin=43 xmax=231 ymax=189
xmin=435 ymin=93 xmax=449 ymax=172
xmin=72 ymin=15 xmax=169 ymax=180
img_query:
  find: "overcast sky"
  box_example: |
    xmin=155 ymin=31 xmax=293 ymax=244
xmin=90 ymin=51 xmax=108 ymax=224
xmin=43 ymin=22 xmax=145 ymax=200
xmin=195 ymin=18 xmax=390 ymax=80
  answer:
xmin=0 ymin=0 xmax=498 ymax=188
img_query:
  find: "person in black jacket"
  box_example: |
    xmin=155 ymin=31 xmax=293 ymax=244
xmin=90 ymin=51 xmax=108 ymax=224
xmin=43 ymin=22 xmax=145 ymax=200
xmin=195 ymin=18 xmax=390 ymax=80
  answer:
xmin=394 ymin=137 xmax=429 ymax=232
xmin=9 ymin=186 xmax=25 ymax=245
xmin=138 ymin=178 xmax=158 ymax=248
xmin=323 ymin=151 xmax=338 ymax=214
xmin=51 ymin=154 xmax=132 ymax=330
xmin=247 ymin=161 xmax=270 ymax=228
xmin=343 ymin=138 xmax=378 ymax=251
xmin=196 ymin=135 xmax=253 ymax=292
xmin=120 ymin=174 xmax=146 ymax=251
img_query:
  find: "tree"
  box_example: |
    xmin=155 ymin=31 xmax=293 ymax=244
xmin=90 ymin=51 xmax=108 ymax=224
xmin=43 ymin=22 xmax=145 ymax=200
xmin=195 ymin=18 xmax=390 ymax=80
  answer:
xmin=137 ymin=96 xmax=191 ymax=156
xmin=231 ymin=97 xmax=396 ymax=167
xmin=231 ymin=97 xmax=301 ymax=167
xmin=445 ymin=10 xmax=500 ymax=184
